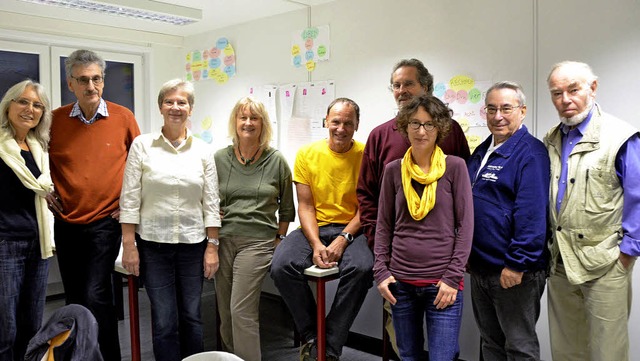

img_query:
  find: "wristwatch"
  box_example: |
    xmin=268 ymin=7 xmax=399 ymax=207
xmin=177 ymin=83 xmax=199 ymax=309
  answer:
xmin=207 ymin=237 xmax=219 ymax=246
xmin=339 ymin=231 xmax=354 ymax=244
xmin=276 ymin=233 xmax=286 ymax=241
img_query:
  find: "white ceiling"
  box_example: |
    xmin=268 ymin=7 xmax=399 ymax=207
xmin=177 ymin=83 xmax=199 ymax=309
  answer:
xmin=0 ymin=0 xmax=337 ymax=37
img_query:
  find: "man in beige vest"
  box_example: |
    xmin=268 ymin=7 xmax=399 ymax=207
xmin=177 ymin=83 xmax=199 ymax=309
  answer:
xmin=544 ymin=61 xmax=640 ymax=361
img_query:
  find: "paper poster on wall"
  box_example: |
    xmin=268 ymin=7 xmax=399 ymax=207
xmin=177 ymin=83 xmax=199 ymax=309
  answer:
xmin=291 ymin=25 xmax=330 ymax=72
xmin=189 ymin=115 xmax=214 ymax=144
xmin=294 ymin=81 xmax=335 ymax=140
xmin=186 ymin=37 xmax=236 ymax=84
xmin=281 ymin=81 xmax=335 ymax=160
xmin=249 ymin=85 xmax=279 ymax=146
xmin=434 ymin=75 xmax=491 ymax=152
xmin=278 ymin=84 xmax=297 ymax=123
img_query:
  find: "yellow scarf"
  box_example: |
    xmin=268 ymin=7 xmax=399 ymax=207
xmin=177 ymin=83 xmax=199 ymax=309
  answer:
xmin=401 ymin=145 xmax=446 ymax=220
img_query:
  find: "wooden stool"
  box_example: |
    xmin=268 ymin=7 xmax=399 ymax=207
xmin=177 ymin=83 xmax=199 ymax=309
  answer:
xmin=114 ymin=248 xmax=141 ymax=361
xmin=304 ymin=265 xmax=339 ymax=361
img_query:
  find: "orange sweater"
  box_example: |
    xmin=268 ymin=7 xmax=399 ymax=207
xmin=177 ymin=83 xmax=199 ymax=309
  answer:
xmin=49 ymin=101 xmax=140 ymax=224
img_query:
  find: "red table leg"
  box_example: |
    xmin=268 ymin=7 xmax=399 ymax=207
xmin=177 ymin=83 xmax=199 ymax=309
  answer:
xmin=316 ymin=278 xmax=327 ymax=361
xmin=127 ymin=275 xmax=141 ymax=361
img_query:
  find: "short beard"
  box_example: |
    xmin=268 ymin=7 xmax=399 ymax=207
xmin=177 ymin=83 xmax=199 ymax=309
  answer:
xmin=559 ymin=99 xmax=593 ymax=127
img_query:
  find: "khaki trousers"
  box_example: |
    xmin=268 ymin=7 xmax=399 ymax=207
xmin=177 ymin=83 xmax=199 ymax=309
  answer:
xmin=215 ymin=236 xmax=274 ymax=361
xmin=384 ymin=299 xmax=400 ymax=357
xmin=548 ymin=260 xmax=634 ymax=361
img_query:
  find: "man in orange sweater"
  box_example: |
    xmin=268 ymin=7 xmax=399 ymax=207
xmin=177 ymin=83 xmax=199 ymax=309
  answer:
xmin=47 ymin=49 xmax=140 ymax=361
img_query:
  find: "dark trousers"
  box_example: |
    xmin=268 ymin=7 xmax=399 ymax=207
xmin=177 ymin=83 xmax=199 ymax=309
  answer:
xmin=0 ymin=238 xmax=49 ymax=361
xmin=137 ymin=238 xmax=206 ymax=361
xmin=471 ymin=269 xmax=546 ymax=361
xmin=54 ymin=216 xmax=121 ymax=361
xmin=271 ymin=224 xmax=374 ymax=358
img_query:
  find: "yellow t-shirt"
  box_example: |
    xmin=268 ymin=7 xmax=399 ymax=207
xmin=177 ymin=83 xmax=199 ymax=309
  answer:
xmin=293 ymin=139 xmax=364 ymax=226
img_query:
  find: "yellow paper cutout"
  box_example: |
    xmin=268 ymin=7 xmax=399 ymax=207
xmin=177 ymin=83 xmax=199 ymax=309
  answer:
xmin=450 ymin=75 xmax=475 ymax=91
xmin=210 ymin=68 xmax=229 ymax=84
xmin=191 ymin=61 xmax=205 ymax=71
xmin=466 ymin=134 xmax=483 ymax=152
xmin=201 ymin=116 xmax=212 ymax=130
xmin=223 ymin=44 xmax=234 ymax=56
xmin=305 ymin=60 xmax=316 ymax=72
xmin=458 ymin=118 xmax=470 ymax=133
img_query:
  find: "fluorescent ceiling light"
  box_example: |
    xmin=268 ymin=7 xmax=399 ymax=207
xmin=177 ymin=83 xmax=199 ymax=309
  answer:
xmin=19 ymin=0 xmax=202 ymax=26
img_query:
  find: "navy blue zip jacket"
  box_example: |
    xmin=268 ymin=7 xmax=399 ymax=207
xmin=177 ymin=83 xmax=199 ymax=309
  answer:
xmin=467 ymin=125 xmax=550 ymax=273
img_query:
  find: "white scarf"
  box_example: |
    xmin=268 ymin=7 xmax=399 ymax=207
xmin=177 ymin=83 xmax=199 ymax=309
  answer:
xmin=0 ymin=131 xmax=54 ymax=259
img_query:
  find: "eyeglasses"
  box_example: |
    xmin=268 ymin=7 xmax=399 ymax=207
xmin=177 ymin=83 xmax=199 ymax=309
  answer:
xmin=484 ymin=105 xmax=522 ymax=115
xmin=389 ymin=80 xmax=419 ymax=91
xmin=12 ymin=98 xmax=45 ymax=112
xmin=408 ymin=120 xmax=436 ymax=131
xmin=70 ymin=75 xmax=104 ymax=86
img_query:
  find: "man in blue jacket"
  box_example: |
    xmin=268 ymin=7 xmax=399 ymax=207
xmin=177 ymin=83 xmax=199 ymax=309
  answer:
xmin=467 ymin=81 xmax=550 ymax=360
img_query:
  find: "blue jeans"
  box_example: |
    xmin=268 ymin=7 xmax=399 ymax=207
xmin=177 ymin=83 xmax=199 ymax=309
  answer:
xmin=54 ymin=216 xmax=121 ymax=361
xmin=271 ymin=224 xmax=373 ymax=358
xmin=137 ymin=237 xmax=207 ymax=361
xmin=390 ymin=281 xmax=463 ymax=361
xmin=0 ymin=238 xmax=49 ymax=361
xmin=470 ymin=269 xmax=546 ymax=361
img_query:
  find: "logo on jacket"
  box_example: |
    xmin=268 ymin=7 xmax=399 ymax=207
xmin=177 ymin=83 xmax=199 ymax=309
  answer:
xmin=481 ymin=172 xmax=498 ymax=182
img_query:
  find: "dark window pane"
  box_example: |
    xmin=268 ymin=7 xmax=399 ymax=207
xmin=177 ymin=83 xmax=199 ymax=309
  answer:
xmin=0 ymin=50 xmax=39 ymax=97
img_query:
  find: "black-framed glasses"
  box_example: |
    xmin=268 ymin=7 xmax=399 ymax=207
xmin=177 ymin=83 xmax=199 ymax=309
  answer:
xmin=484 ymin=105 xmax=521 ymax=115
xmin=70 ymin=75 xmax=104 ymax=86
xmin=12 ymin=98 xmax=45 ymax=112
xmin=408 ymin=120 xmax=436 ymax=131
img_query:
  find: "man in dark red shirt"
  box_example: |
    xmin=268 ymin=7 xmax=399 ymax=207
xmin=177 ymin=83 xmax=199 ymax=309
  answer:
xmin=356 ymin=58 xmax=470 ymax=356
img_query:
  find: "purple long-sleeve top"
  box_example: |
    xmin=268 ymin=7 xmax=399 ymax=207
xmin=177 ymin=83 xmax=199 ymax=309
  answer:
xmin=357 ymin=117 xmax=470 ymax=248
xmin=373 ymin=155 xmax=474 ymax=289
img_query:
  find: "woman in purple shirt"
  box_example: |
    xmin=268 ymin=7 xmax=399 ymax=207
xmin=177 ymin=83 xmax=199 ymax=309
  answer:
xmin=374 ymin=95 xmax=473 ymax=361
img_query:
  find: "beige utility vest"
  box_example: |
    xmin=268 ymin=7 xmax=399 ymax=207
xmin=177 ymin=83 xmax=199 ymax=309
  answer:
xmin=544 ymin=107 xmax=637 ymax=284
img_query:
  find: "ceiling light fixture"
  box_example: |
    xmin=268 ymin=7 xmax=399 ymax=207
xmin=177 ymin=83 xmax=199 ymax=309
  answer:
xmin=18 ymin=0 xmax=202 ymax=26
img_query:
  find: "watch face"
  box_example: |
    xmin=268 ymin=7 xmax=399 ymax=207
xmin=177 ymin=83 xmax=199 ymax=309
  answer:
xmin=341 ymin=232 xmax=354 ymax=243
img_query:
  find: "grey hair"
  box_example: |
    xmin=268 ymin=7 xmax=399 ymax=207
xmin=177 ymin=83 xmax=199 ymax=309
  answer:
xmin=64 ymin=49 xmax=106 ymax=79
xmin=390 ymin=58 xmax=435 ymax=94
xmin=485 ymin=81 xmax=526 ymax=106
xmin=0 ymin=79 xmax=52 ymax=147
xmin=547 ymin=61 xmax=598 ymax=87
xmin=157 ymin=79 xmax=195 ymax=109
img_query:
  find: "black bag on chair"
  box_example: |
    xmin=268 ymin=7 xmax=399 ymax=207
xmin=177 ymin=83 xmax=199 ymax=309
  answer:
xmin=24 ymin=304 xmax=103 ymax=361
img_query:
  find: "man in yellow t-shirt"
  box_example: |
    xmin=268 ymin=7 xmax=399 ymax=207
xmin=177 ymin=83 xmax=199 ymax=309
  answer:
xmin=271 ymin=98 xmax=373 ymax=361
